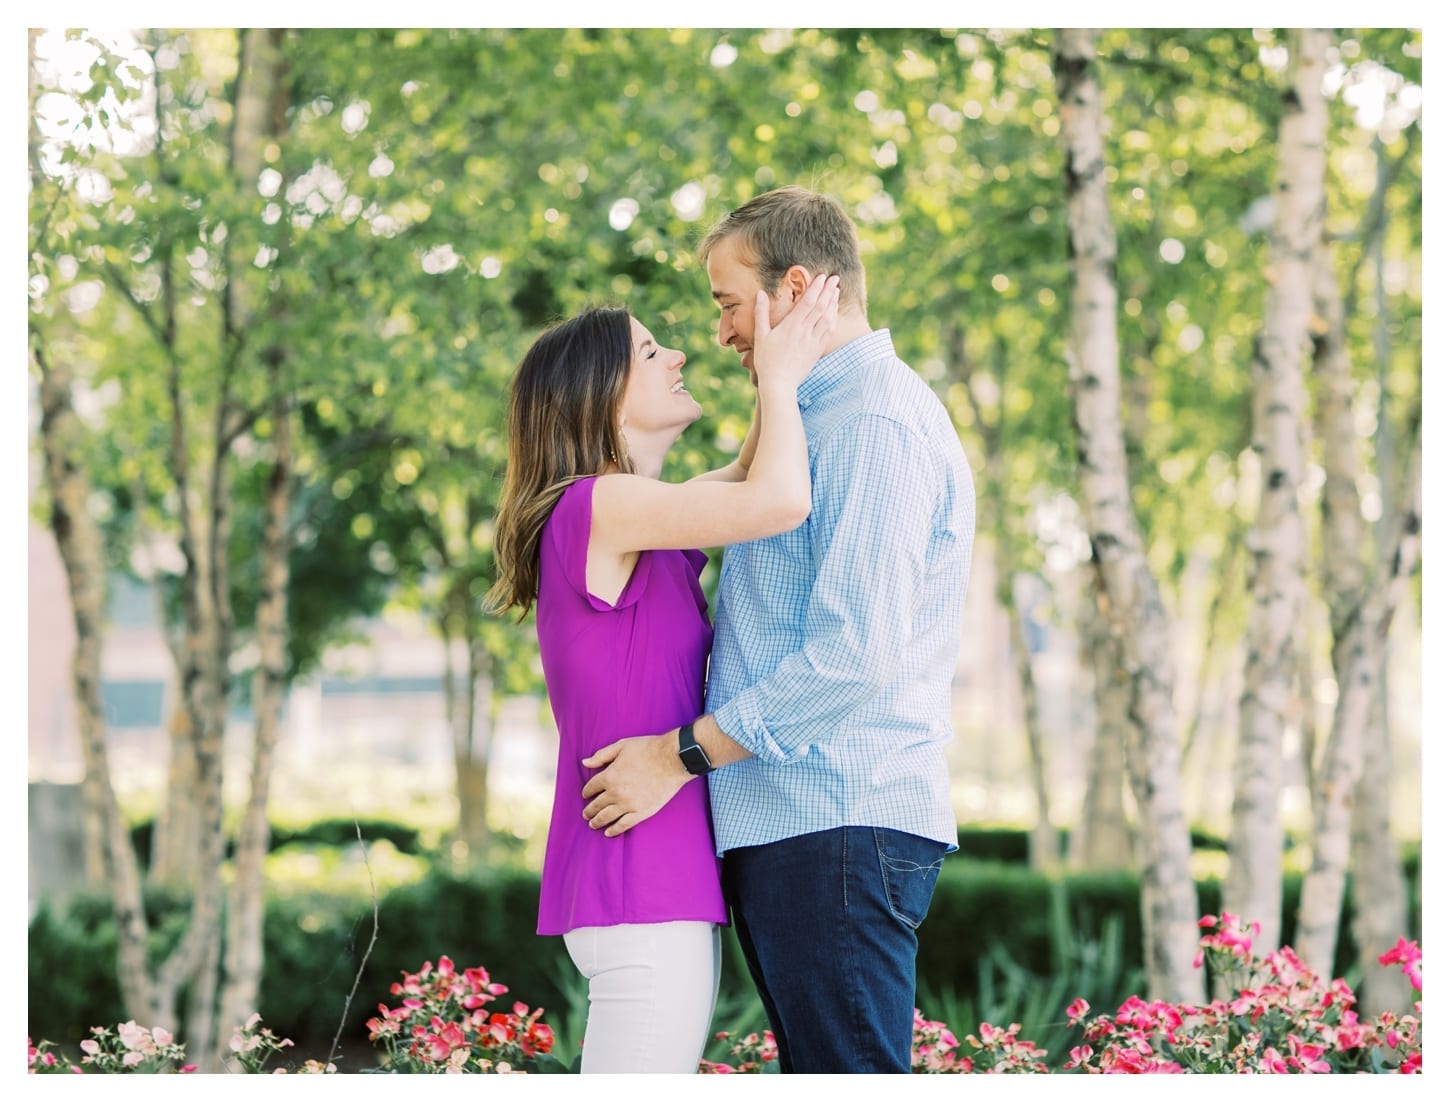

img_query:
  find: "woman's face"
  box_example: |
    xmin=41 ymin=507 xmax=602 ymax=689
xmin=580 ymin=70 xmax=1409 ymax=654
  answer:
xmin=618 ymin=316 xmax=700 ymax=436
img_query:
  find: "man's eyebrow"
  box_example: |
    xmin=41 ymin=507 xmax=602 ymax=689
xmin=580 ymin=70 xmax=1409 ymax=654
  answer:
xmin=711 ymin=290 xmax=734 ymax=302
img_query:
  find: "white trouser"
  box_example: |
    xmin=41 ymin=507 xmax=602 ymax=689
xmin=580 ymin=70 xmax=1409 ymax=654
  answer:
xmin=562 ymin=920 xmax=721 ymax=1074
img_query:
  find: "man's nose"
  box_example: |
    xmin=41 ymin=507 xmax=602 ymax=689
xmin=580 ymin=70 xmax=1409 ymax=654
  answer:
xmin=717 ymin=314 xmax=733 ymax=347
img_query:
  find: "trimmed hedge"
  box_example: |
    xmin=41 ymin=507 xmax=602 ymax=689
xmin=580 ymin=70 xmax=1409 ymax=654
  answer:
xmin=916 ymin=860 xmax=1421 ymax=998
xmin=951 ymin=826 xmax=1253 ymax=864
xmin=128 ymin=817 xmax=425 ymax=866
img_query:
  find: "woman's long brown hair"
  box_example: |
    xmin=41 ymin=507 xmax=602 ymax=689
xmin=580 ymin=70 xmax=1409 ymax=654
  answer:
xmin=485 ymin=306 xmax=635 ymax=617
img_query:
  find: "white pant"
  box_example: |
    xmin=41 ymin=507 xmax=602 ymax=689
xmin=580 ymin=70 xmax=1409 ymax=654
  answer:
xmin=562 ymin=920 xmax=721 ymax=1073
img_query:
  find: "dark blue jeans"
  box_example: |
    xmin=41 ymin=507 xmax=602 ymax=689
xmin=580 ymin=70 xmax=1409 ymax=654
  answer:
xmin=721 ymin=826 xmax=948 ymax=1074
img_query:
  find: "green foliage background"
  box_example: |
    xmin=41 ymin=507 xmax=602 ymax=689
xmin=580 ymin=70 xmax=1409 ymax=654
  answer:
xmin=30 ymin=28 xmax=1421 ymax=685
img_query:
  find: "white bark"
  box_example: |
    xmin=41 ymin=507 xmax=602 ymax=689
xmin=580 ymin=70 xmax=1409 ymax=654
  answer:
xmin=1053 ymin=27 xmax=1201 ymax=1002
xmin=217 ymin=363 xmax=292 ymax=1061
xmin=30 ymin=31 xmax=160 ymax=1028
xmin=1070 ymin=570 xmax=1135 ymax=870
xmin=34 ymin=343 xmax=161 ymax=1025
xmin=1008 ymin=583 xmax=1059 ymax=870
xmin=944 ymin=321 xmax=1059 ymax=871
xmin=213 ymin=28 xmax=293 ymax=1068
xmin=1296 ymin=425 xmax=1420 ymax=977
xmin=1348 ymin=224 xmax=1414 ymax=1016
xmin=1226 ymin=28 xmax=1327 ymax=953
xmin=1350 ymin=672 xmax=1413 ymax=1014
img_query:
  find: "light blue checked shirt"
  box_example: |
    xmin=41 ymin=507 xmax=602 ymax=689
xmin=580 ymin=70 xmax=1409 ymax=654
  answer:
xmin=705 ymin=329 xmax=975 ymax=855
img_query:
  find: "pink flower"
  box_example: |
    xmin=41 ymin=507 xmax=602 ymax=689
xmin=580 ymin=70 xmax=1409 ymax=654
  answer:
xmin=1067 ymin=1045 xmax=1093 ymax=1068
xmin=1066 ymin=998 xmax=1090 ymax=1022
xmin=418 ymin=1032 xmax=452 ymax=1062
xmin=1377 ymin=937 xmax=1423 ymax=992
xmin=116 ymin=1021 xmax=149 ymax=1050
xmin=122 ymin=1051 xmax=145 ymax=1067
xmin=1334 ymin=1010 xmax=1370 ymax=1051
xmin=79 ymin=1040 xmax=100 ymax=1056
xmin=1287 ymin=1035 xmax=1331 ymax=1073
xmin=1258 ymin=1047 xmax=1288 ymax=1074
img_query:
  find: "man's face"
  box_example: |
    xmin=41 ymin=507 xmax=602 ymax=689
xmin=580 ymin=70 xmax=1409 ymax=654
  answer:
xmin=705 ymin=235 xmax=795 ymax=379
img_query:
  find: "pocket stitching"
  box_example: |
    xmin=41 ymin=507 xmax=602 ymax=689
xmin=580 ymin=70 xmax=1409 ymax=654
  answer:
xmin=875 ymin=832 xmax=944 ymax=929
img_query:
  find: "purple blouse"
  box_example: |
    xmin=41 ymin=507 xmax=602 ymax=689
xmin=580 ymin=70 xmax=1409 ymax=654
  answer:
xmin=534 ymin=477 xmax=727 ymax=936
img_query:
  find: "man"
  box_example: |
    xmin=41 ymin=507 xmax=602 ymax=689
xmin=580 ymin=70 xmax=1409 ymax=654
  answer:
xmin=581 ymin=185 xmax=975 ymax=1073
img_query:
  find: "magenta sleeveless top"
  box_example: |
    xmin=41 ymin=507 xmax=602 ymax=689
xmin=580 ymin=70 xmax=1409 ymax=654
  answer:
xmin=534 ymin=477 xmax=727 ymax=935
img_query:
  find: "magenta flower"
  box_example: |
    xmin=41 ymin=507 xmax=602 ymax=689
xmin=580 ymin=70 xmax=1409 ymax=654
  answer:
xmin=1377 ymin=937 xmax=1423 ymax=992
xmin=1259 ymin=1047 xmax=1289 ymax=1074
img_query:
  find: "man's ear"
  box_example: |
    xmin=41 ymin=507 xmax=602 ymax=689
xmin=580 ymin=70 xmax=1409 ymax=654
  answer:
xmin=783 ymin=264 xmax=813 ymax=302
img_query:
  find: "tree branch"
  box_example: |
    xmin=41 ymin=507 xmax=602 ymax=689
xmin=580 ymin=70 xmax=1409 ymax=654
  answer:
xmin=329 ymin=819 xmax=381 ymax=1069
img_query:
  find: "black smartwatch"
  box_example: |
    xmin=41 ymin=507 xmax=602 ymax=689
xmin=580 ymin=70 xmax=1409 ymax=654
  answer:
xmin=677 ymin=720 xmax=715 ymax=776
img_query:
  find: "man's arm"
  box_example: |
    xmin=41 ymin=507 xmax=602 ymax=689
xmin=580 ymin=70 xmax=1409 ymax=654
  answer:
xmin=580 ymin=715 xmax=747 ymax=836
xmin=709 ymin=414 xmax=937 ymax=760
xmin=581 ymin=414 xmax=938 ymax=834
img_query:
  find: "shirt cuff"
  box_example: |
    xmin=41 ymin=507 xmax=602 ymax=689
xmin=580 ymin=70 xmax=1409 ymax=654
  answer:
xmin=713 ymin=694 xmax=790 ymax=766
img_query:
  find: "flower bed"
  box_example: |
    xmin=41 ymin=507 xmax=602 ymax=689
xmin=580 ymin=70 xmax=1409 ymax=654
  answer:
xmin=28 ymin=914 xmax=1421 ymax=1074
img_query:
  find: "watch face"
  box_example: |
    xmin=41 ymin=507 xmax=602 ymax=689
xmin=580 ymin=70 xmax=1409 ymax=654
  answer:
xmin=680 ymin=743 xmax=713 ymax=776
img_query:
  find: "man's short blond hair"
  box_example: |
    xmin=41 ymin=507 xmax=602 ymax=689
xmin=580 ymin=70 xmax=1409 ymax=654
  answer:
xmin=697 ymin=186 xmax=867 ymax=312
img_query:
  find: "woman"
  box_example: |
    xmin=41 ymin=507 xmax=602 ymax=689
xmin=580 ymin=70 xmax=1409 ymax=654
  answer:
xmin=486 ymin=274 xmax=840 ymax=1073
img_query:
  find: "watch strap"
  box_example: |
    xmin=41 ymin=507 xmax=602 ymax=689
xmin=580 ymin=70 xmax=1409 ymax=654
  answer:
xmin=677 ymin=720 xmax=714 ymax=776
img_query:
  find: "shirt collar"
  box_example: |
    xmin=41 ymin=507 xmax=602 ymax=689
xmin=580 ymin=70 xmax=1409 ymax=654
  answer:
xmin=798 ymin=328 xmax=896 ymax=406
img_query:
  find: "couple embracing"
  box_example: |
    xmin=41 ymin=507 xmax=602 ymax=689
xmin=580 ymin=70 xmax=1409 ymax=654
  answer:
xmin=488 ymin=185 xmax=975 ymax=1074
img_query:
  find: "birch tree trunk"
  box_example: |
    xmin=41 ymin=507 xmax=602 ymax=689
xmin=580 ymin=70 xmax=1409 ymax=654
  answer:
xmin=29 ymin=30 xmax=107 ymax=891
xmin=1348 ymin=147 xmax=1416 ymax=1017
xmin=945 ymin=323 xmax=1057 ymax=870
xmin=133 ymin=532 xmax=202 ymax=888
xmin=29 ymin=35 xmax=161 ymax=1025
xmin=88 ymin=28 xmax=254 ymax=1059
xmin=1296 ymin=425 xmax=1420 ymax=978
xmin=1069 ymin=571 xmax=1136 ymax=870
xmin=1053 ymin=27 xmax=1201 ymax=1002
xmin=205 ymin=28 xmax=294 ymax=1068
xmin=1008 ymin=589 xmax=1059 ymax=871
xmin=33 ymin=341 xmax=160 ymax=1025
xmin=1350 ymin=684 xmax=1413 ymax=1014
xmin=163 ymin=352 xmax=235 ymax=1060
xmin=1180 ymin=531 xmax=1242 ymax=768
xmin=449 ymin=595 xmax=499 ymax=863
xmin=151 ymin=686 xmax=205 ymax=886
xmin=1298 ymin=129 xmax=1420 ymax=985
xmin=455 ymin=656 xmax=500 ymax=862
xmin=217 ymin=358 xmax=292 ymax=1060
xmin=1225 ymin=28 xmax=1327 ymax=953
